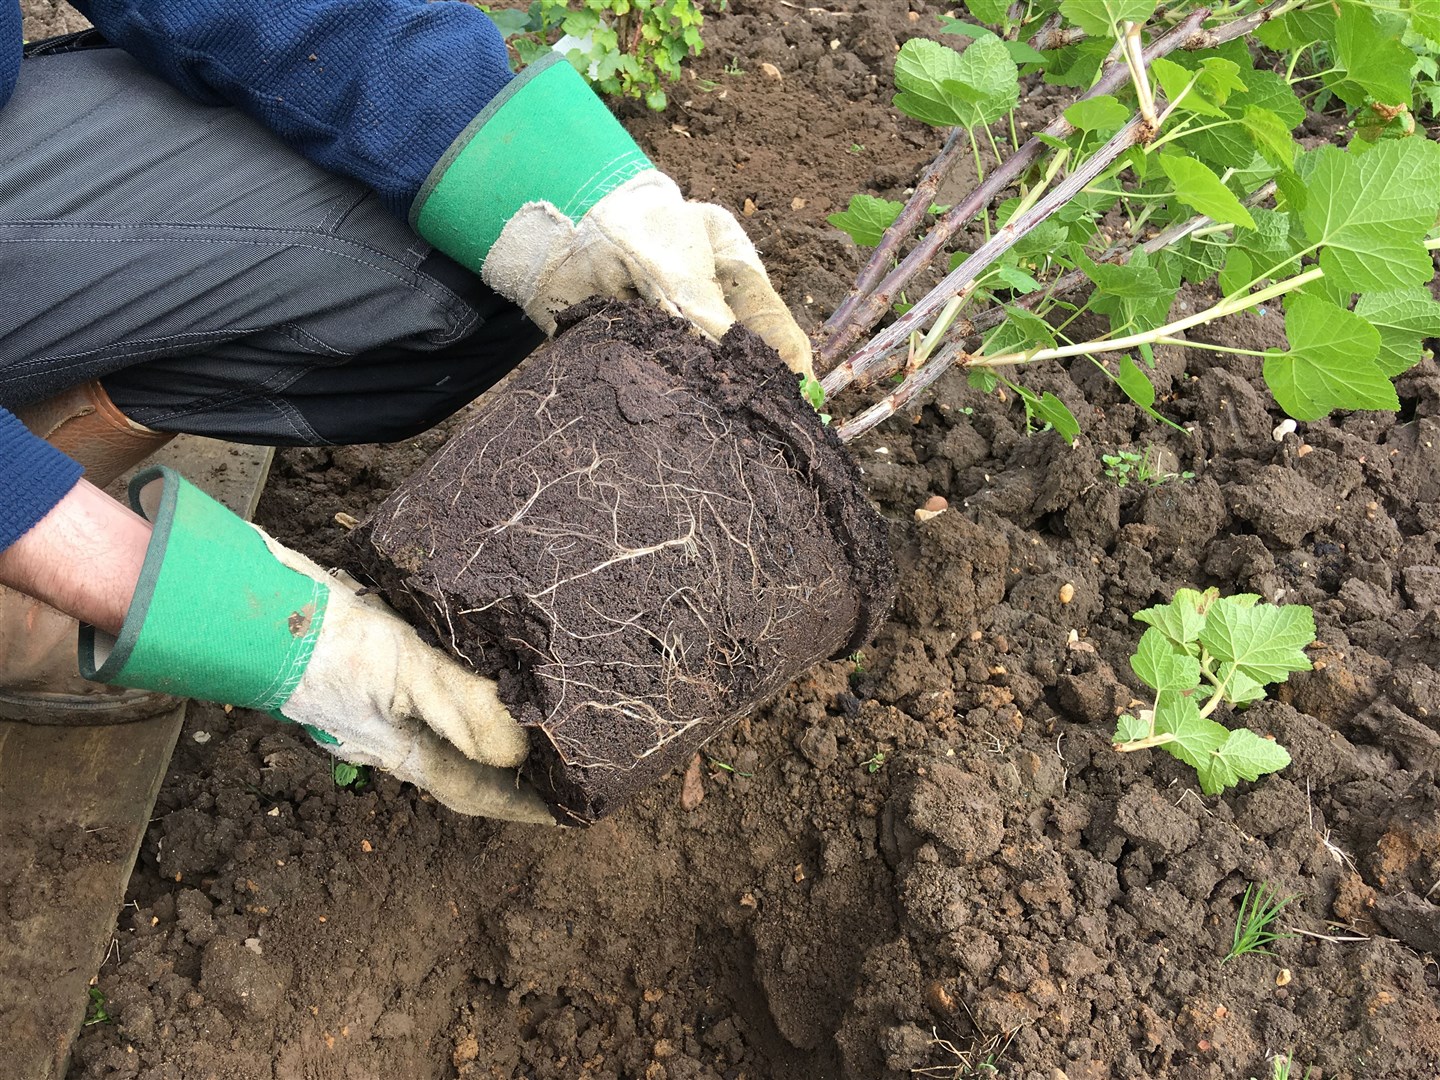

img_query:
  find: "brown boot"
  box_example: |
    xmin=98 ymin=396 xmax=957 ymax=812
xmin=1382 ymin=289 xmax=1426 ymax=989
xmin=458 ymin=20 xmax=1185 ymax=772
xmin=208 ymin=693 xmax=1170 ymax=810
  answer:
xmin=0 ymin=382 xmax=179 ymax=724
xmin=16 ymin=380 xmax=177 ymax=490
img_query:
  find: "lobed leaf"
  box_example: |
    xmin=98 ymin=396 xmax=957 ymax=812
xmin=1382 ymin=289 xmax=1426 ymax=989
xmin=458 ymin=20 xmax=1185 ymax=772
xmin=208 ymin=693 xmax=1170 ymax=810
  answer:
xmin=1353 ymin=289 xmax=1440 ymax=377
xmin=1136 ymin=588 xmax=1210 ymax=647
xmin=1058 ymin=0 xmax=1155 ymax=37
xmin=1198 ymin=597 xmax=1316 ymax=687
xmin=961 ymin=0 xmax=1011 ymax=25
xmin=1197 ymin=729 xmax=1292 ymax=795
xmin=1114 ymin=712 xmax=1151 ymax=743
xmin=1301 ymin=138 xmax=1440 ymax=296
xmin=1065 ymin=94 xmax=1132 ymax=133
xmin=1327 ymin=0 xmax=1415 ymax=108
xmin=1153 ymin=692 xmax=1230 ymax=773
xmin=893 ymin=36 xmax=1018 ymax=130
xmin=1159 ymin=155 xmax=1256 ymax=230
xmin=1133 ymin=627 xmax=1203 ymax=692
xmin=1263 ymin=294 xmax=1394 ymax=421
xmin=827 ymin=194 xmax=904 ymax=247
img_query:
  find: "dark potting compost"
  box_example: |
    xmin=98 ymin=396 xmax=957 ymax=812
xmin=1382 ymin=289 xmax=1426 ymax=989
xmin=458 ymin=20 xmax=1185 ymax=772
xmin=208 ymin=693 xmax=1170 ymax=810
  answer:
xmin=350 ymin=299 xmax=895 ymax=822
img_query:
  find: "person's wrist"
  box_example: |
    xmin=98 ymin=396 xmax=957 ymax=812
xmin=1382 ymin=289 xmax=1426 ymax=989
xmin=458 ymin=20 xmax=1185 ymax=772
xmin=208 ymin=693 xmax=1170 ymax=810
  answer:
xmin=410 ymin=52 xmax=654 ymax=274
xmin=0 ymin=479 xmax=151 ymax=635
xmin=81 ymin=467 xmax=330 ymax=712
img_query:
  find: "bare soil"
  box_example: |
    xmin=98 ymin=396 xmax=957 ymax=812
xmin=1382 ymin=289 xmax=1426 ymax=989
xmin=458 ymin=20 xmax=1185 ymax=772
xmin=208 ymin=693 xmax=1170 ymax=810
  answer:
xmin=56 ymin=2 xmax=1440 ymax=1078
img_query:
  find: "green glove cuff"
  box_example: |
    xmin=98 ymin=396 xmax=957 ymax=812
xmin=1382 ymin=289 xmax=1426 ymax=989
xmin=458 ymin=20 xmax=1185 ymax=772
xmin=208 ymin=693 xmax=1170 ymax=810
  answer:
xmin=410 ymin=51 xmax=654 ymax=270
xmin=79 ymin=466 xmax=329 ymax=711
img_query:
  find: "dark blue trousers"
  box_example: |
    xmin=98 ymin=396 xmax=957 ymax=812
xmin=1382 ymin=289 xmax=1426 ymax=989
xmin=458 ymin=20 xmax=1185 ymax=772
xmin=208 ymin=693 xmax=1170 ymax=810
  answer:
xmin=0 ymin=41 xmax=542 ymax=446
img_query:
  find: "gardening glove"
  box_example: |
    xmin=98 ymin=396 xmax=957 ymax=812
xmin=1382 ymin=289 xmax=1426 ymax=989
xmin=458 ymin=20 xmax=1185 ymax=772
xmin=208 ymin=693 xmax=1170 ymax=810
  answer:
xmin=410 ymin=53 xmax=813 ymax=379
xmin=78 ymin=467 xmax=554 ymax=826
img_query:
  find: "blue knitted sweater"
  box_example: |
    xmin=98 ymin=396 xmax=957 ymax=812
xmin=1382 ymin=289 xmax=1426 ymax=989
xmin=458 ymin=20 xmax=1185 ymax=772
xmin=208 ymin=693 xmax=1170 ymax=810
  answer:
xmin=0 ymin=0 xmax=517 ymax=552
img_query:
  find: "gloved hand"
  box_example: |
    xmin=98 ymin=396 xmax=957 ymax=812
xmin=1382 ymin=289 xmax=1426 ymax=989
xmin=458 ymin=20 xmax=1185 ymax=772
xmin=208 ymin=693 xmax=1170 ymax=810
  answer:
xmin=410 ymin=53 xmax=813 ymax=378
xmin=80 ymin=467 xmax=554 ymax=825
xmin=481 ymin=171 xmax=814 ymax=377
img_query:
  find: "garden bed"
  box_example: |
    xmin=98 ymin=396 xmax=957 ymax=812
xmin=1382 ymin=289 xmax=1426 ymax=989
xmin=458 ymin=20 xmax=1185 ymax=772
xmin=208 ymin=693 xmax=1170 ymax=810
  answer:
xmin=69 ymin=2 xmax=1440 ymax=1078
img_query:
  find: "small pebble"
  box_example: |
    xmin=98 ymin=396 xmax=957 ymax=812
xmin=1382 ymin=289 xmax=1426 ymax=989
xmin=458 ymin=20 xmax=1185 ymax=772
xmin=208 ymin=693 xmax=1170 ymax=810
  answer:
xmin=759 ymin=61 xmax=782 ymax=82
xmin=1059 ymin=582 xmax=1076 ymax=604
xmin=1296 ymin=444 xmax=1313 ymax=457
xmin=1273 ymin=418 xmax=1297 ymax=441
xmin=923 ymin=495 xmax=948 ymax=512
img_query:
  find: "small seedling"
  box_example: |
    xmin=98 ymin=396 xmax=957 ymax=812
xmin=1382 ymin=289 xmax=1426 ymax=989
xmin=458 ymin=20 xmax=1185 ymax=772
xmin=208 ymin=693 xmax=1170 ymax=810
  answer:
xmin=1112 ymin=588 xmax=1314 ymax=794
xmin=849 ymin=143 xmax=866 ymax=154
xmin=332 ymin=761 xmax=369 ymax=790
xmin=862 ymin=751 xmax=886 ymax=773
xmin=798 ymin=372 xmax=832 ymax=425
xmin=706 ymin=756 xmax=754 ymax=778
xmin=1102 ymin=449 xmax=1143 ymax=486
xmin=1103 ymin=446 xmax=1195 ymax=487
xmin=724 ymin=56 xmax=745 ymax=76
xmin=1226 ymin=881 xmax=1297 ymax=962
xmin=84 ymin=986 xmax=111 ymax=1026
xmin=1251 ymin=1053 xmax=1316 ymax=1080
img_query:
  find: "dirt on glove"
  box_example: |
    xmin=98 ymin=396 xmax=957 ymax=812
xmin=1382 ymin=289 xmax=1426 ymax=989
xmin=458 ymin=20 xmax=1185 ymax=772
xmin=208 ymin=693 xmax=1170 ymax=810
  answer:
xmin=348 ymin=298 xmax=895 ymax=822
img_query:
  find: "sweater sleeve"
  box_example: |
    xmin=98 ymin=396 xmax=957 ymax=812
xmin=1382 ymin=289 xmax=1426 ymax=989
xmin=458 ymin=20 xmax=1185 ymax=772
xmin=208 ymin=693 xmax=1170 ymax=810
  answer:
xmin=0 ymin=407 xmax=83 ymax=554
xmin=66 ymin=0 xmax=517 ymax=216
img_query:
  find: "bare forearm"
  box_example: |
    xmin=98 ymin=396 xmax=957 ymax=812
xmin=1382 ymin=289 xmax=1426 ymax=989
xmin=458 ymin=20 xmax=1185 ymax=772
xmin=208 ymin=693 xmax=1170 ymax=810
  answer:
xmin=0 ymin=480 xmax=151 ymax=635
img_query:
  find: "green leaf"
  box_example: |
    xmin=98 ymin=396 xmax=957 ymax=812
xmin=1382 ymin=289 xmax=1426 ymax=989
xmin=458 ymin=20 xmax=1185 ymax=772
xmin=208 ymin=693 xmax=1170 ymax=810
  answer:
xmin=1354 ymin=289 xmax=1440 ymax=377
xmin=1239 ymin=107 xmax=1296 ymax=169
xmin=1197 ymin=729 xmax=1291 ymax=795
xmin=1136 ymin=588 xmax=1209 ymax=647
xmin=1058 ymin=0 xmax=1155 ymax=37
xmin=1234 ymin=69 xmax=1305 ymax=129
xmin=1064 ymin=94 xmax=1132 ymax=133
xmin=1328 ymin=0 xmax=1415 ymax=107
xmin=1263 ymin=294 xmax=1394 ymax=420
xmin=1115 ymin=713 xmax=1151 ymax=743
xmin=798 ymin=373 xmax=826 ymax=410
xmin=893 ymin=36 xmax=1018 ymax=129
xmin=1412 ymin=0 xmax=1440 ymax=41
xmin=1075 ymin=246 xmax=1165 ymax=299
xmin=1034 ymin=391 xmax=1081 ymax=442
xmin=962 ymin=0 xmax=1011 ymax=25
xmin=1013 ymin=384 xmax=1080 ymax=440
xmin=1153 ymin=692 xmax=1230 ymax=773
xmin=1198 ymin=57 xmax=1247 ymax=101
xmin=1116 ymin=354 xmax=1157 ymax=409
xmin=1300 ymin=137 xmax=1440 ymax=295
xmin=1219 ymin=249 xmax=1254 ymax=298
xmin=1151 ymin=57 xmax=1226 ymax=118
xmin=1043 ymin=39 xmax=1111 ymax=88
xmin=987 ymin=306 xmax=1058 ymax=353
xmin=1215 ymin=662 xmax=1269 ymax=706
xmin=1159 ymin=155 xmax=1256 ymax=230
xmin=1198 ymin=598 xmax=1316 ymax=687
xmin=1003 ymin=40 xmax=1049 ymax=65
xmin=482 ymin=8 xmax=533 ymax=37
xmin=1133 ymin=627 xmax=1203 ymax=691
xmin=994 ymin=265 xmax=1043 ymax=294
xmin=827 ymin=194 xmax=904 ymax=247
xmin=1236 ymin=208 xmax=1302 ymax=281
